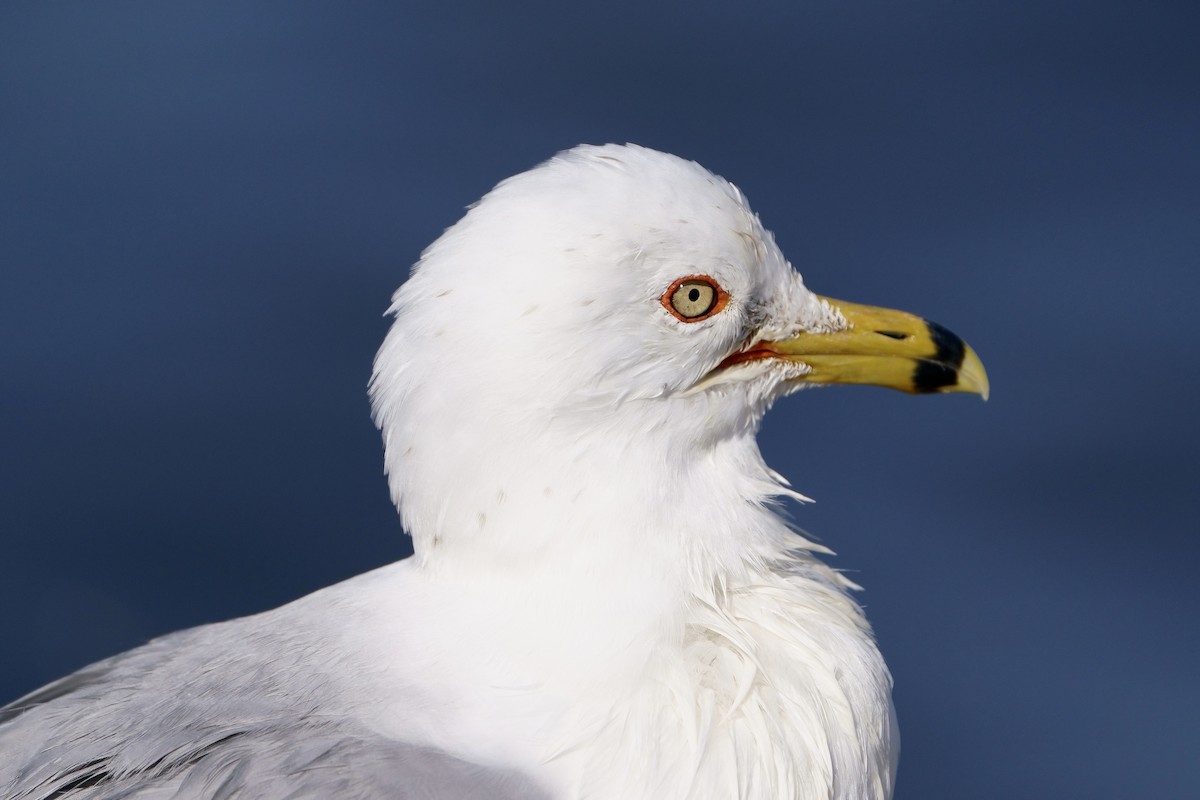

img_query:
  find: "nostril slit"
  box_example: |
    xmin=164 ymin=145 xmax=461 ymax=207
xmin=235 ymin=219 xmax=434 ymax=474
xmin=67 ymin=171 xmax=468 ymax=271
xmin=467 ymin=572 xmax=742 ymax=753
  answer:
xmin=877 ymin=331 xmax=909 ymax=340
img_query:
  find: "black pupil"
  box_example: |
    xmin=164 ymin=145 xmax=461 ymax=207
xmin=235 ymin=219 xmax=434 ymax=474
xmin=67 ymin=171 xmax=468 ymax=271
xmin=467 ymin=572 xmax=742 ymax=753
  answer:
xmin=688 ymin=288 xmax=701 ymax=302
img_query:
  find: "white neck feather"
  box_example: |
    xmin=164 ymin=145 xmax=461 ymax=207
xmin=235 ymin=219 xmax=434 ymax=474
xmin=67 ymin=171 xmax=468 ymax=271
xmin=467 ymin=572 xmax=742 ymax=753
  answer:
xmin=368 ymin=385 xmax=896 ymax=798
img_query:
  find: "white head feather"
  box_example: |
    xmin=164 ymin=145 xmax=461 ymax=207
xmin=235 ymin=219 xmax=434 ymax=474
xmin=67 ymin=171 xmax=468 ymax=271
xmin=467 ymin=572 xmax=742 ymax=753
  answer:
xmin=370 ymin=145 xmax=840 ymax=559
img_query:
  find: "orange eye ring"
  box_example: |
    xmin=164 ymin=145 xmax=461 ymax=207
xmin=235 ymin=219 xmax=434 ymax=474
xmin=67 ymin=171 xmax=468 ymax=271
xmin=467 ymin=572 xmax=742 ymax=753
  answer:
xmin=660 ymin=275 xmax=729 ymax=322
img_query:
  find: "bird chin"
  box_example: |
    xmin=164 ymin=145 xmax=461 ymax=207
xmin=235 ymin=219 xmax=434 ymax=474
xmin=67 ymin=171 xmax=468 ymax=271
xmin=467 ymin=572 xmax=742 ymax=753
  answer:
xmin=683 ymin=358 xmax=813 ymax=398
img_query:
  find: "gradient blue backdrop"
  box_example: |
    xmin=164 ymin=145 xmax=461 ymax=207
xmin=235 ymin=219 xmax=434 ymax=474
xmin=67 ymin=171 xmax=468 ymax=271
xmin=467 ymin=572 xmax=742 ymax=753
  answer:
xmin=2 ymin=2 xmax=1197 ymax=797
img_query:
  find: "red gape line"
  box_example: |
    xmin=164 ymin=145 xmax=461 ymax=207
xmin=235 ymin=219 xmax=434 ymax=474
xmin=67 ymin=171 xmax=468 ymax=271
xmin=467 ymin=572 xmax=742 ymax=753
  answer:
xmin=712 ymin=340 xmax=781 ymax=372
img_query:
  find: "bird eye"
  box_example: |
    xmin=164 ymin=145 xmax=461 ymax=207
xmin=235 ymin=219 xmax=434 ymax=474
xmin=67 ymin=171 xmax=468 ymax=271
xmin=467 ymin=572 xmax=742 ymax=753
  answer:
xmin=662 ymin=275 xmax=726 ymax=322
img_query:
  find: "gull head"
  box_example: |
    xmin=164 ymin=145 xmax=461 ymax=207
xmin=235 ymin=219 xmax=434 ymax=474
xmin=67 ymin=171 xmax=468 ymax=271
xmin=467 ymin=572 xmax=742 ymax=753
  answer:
xmin=370 ymin=144 xmax=986 ymax=568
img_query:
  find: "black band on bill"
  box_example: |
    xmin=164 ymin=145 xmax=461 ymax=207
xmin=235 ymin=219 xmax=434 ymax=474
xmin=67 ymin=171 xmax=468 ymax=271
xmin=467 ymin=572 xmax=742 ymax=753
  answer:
xmin=912 ymin=320 xmax=967 ymax=393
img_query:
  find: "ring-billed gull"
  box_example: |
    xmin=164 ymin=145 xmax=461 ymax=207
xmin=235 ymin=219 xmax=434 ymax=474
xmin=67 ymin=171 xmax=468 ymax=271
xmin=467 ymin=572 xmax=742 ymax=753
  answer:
xmin=0 ymin=144 xmax=987 ymax=799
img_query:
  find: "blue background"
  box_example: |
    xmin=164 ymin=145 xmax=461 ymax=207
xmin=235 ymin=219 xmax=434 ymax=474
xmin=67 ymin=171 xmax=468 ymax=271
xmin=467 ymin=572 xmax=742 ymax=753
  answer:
xmin=1 ymin=2 xmax=1197 ymax=797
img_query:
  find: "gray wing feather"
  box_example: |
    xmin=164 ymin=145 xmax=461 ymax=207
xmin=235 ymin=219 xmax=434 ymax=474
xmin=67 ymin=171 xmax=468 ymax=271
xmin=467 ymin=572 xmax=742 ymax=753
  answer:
xmin=0 ymin=620 xmax=549 ymax=799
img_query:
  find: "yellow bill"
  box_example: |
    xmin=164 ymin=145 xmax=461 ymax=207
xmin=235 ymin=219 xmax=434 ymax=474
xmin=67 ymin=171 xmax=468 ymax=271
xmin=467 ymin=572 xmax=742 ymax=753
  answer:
xmin=721 ymin=297 xmax=990 ymax=399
